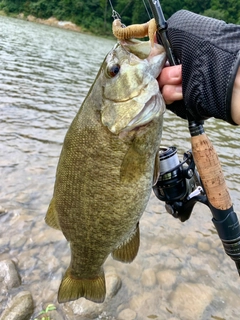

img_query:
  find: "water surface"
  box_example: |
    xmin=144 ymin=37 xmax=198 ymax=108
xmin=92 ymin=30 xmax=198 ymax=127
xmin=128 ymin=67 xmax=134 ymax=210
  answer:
xmin=1 ymin=15 xmax=240 ymax=320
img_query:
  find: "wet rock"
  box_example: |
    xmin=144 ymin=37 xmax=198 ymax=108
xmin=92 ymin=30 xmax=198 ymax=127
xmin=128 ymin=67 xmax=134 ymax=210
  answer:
xmin=127 ymin=264 xmax=142 ymax=281
xmin=198 ymin=241 xmax=211 ymax=252
xmin=0 ymin=291 xmax=34 ymax=320
xmin=118 ymin=308 xmax=136 ymax=319
xmin=0 ymin=207 xmax=8 ymax=216
xmin=65 ymin=271 xmax=122 ymax=318
xmin=129 ymin=292 xmax=152 ymax=310
xmin=169 ymin=282 xmax=214 ymax=320
xmin=10 ymin=234 xmax=27 ymax=249
xmin=0 ymin=260 xmax=21 ymax=290
xmin=141 ymin=268 xmax=156 ymax=288
xmin=156 ymin=269 xmax=176 ymax=289
xmin=183 ymin=233 xmax=198 ymax=246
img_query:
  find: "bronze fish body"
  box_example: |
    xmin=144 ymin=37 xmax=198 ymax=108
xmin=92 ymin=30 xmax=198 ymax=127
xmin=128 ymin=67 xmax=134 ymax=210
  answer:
xmin=46 ymin=40 xmax=166 ymax=303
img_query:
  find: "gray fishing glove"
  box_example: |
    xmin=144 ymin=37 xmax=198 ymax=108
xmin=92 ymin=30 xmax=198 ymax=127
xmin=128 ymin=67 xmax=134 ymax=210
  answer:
xmin=165 ymin=10 xmax=240 ymax=124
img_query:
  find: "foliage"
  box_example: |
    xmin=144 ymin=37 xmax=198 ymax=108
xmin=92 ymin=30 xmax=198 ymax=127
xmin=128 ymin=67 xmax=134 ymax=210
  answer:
xmin=34 ymin=303 xmax=56 ymax=320
xmin=0 ymin=0 xmax=239 ymax=35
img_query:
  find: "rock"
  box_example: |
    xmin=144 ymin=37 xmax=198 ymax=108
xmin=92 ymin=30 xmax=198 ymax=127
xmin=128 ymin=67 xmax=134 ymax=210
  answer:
xmin=169 ymin=283 xmax=214 ymax=320
xmin=0 ymin=207 xmax=8 ymax=216
xmin=141 ymin=268 xmax=156 ymax=288
xmin=197 ymin=241 xmax=210 ymax=252
xmin=129 ymin=292 xmax=152 ymax=310
xmin=27 ymin=15 xmax=36 ymax=22
xmin=0 ymin=260 xmax=21 ymax=290
xmin=183 ymin=233 xmax=198 ymax=246
xmin=26 ymin=15 xmax=81 ymax=32
xmin=156 ymin=269 xmax=176 ymax=289
xmin=65 ymin=271 xmax=122 ymax=318
xmin=10 ymin=234 xmax=27 ymax=249
xmin=118 ymin=308 xmax=136 ymax=319
xmin=126 ymin=264 xmax=142 ymax=281
xmin=0 ymin=291 xmax=34 ymax=320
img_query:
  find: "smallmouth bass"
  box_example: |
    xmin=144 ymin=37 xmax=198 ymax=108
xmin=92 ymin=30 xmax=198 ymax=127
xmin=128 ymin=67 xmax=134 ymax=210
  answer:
xmin=46 ymin=39 xmax=166 ymax=303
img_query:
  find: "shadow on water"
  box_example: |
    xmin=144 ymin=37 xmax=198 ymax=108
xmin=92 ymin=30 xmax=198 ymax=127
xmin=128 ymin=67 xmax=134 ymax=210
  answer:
xmin=1 ymin=15 xmax=240 ymax=320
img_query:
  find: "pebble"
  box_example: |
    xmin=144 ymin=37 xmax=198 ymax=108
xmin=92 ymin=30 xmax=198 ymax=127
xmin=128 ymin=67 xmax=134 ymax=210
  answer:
xmin=9 ymin=234 xmax=27 ymax=249
xmin=141 ymin=268 xmax=156 ymax=287
xmin=118 ymin=308 xmax=136 ymax=319
xmin=0 ymin=291 xmax=34 ymax=320
xmin=129 ymin=292 xmax=152 ymax=310
xmin=0 ymin=260 xmax=21 ymax=290
xmin=126 ymin=264 xmax=142 ymax=281
xmin=197 ymin=241 xmax=211 ymax=252
xmin=169 ymin=282 xmax=214 ymax=320
xmin=156 ymin=269 xmax=176 ymax=289
xmin=183 ymin=233 xmax=198 ymax=246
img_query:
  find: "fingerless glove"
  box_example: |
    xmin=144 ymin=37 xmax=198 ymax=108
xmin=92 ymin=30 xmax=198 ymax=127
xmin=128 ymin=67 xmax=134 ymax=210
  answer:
xmin=166 ymin=10 xmax=240 ymax=124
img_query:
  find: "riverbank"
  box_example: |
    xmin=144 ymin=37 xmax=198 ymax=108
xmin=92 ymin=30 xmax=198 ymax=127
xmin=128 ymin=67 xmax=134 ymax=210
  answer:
xmin=0 ymin=10 xmax=90 ymax=34
xmin=0 ymin=11 xmax=115 ymax=39
xmin=19 ymin=13 xmax=83 ymax=33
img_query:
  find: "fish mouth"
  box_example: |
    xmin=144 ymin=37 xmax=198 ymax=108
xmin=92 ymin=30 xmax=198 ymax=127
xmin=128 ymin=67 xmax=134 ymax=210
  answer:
xmin=123 ymin=92 xmax=164 ymax=132
xmin=120 ymin=39 xmax=152 ymax=59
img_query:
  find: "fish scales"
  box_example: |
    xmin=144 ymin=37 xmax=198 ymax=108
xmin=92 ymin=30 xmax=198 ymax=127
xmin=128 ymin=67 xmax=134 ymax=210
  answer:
xmin=46 ymin=39 xmax=166 ymax=303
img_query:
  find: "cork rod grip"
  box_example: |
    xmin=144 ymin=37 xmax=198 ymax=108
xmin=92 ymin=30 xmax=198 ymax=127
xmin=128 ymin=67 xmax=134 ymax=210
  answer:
xmin=191 ymin=133 xmax=232 ymax=210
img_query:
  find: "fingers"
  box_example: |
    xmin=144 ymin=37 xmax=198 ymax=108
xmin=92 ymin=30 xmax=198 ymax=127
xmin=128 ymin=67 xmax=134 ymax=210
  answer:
xmin=231 ymin=66 xmax=240 ymax=125
xmin=158 ymin=65 xmax=182 ymax=87
xmin=158 ymin=65 xmax=183 ymax=105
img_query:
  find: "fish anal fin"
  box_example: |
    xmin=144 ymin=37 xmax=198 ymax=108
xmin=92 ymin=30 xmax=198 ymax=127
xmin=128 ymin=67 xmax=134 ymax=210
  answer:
xmin=58 ymin=268 xmax=106 ymax=304
xmin=45 ymin=198 xmax=61 ymax=230
xmin=112 ymin=224 xmax=140 ymax=263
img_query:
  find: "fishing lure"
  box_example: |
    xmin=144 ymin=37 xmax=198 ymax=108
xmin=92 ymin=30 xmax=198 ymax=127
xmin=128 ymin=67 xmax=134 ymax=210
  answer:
xmin=112 ymin=18 xmax=157 ymax=47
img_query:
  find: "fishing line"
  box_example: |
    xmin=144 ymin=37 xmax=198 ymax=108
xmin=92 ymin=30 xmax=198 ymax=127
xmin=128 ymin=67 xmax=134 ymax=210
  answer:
xmin=108 ymin=0 xmax=121 ymax=20
xmin=142 ymin=0 xmax=152 ymax=20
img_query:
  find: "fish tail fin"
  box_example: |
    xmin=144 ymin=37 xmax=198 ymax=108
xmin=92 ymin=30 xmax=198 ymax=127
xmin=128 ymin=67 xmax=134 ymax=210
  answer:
xmin=58 ymin=268 xmax=106 ymax=303
xmin=45 ymin=198 xmax=61 ymax=230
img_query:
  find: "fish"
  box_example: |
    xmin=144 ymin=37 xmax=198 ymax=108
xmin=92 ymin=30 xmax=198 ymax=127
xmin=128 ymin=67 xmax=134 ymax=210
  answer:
xmin=45 ymin=39 xmax=166 ymax=304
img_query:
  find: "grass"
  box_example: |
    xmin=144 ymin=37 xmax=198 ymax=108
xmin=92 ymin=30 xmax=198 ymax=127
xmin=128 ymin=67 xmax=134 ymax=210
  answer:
xmin=34 ymin=304 xmax=56 ymax=320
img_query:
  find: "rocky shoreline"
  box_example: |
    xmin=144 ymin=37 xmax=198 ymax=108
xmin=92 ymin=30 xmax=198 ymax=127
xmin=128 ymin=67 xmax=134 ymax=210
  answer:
xmin=0 ymin=11 xmax=83 ymax=33
xmin=17 ymin=14 xmax=82 ymax=33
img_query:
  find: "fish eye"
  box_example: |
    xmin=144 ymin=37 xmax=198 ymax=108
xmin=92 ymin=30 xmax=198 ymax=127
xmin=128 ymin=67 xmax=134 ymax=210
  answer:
xmin=106 ymin=63 xmax=120 ymax=78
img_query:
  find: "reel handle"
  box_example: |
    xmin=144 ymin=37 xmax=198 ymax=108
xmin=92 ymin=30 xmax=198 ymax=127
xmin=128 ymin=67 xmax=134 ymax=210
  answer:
xmin=189 ymin=121 xmax=240 ymax=275
xmin=191 ymin=131 xmax=232 ymax=210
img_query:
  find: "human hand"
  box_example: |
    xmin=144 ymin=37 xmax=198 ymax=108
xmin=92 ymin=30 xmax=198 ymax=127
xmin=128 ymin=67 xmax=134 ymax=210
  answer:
xmin=158 ymin=65 xmax=183 ymax=105
xmin=159 ymin=10 xmax=240 ymax=125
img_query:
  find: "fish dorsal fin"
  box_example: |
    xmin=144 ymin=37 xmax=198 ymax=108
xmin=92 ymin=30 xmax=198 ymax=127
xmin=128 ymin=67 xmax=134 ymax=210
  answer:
xmin=112 ymin=224 xmax=140 ymax=263
xmin=45 ymin=198 xmax=61 ymax=230
xmin=58 ymin=267 xmax=106 ymax=303
xmin=153 ymin=151 xmax=160 ymax=186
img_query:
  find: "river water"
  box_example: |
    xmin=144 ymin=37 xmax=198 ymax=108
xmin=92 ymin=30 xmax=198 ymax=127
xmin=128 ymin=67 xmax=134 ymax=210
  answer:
xmin=1 ymin=15 xmax=240 ymax=320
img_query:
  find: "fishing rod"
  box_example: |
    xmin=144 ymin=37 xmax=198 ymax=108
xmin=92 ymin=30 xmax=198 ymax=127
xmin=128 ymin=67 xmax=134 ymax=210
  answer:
xmin=148 ymin=0 xmax=240 ymax=275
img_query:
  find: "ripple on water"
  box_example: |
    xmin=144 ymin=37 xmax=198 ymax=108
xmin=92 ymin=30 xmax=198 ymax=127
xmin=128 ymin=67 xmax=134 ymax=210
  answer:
xmin=1 ymin=15 xmax=240 ymax=320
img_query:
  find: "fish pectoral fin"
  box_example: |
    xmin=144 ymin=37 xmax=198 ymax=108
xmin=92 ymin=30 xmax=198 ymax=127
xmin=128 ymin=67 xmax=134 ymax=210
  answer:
xmin=120 ymin=146 xmax=143 ymax=184
xmin=58 ymin=268 xmax=106 ymax=304
xmin=153 ymin=151 xmax=160 ymax=186
xmin=45 ymin=198 xmax=61 ymax=230
xmin=112 ymin=223 xmax=140 ymax=263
